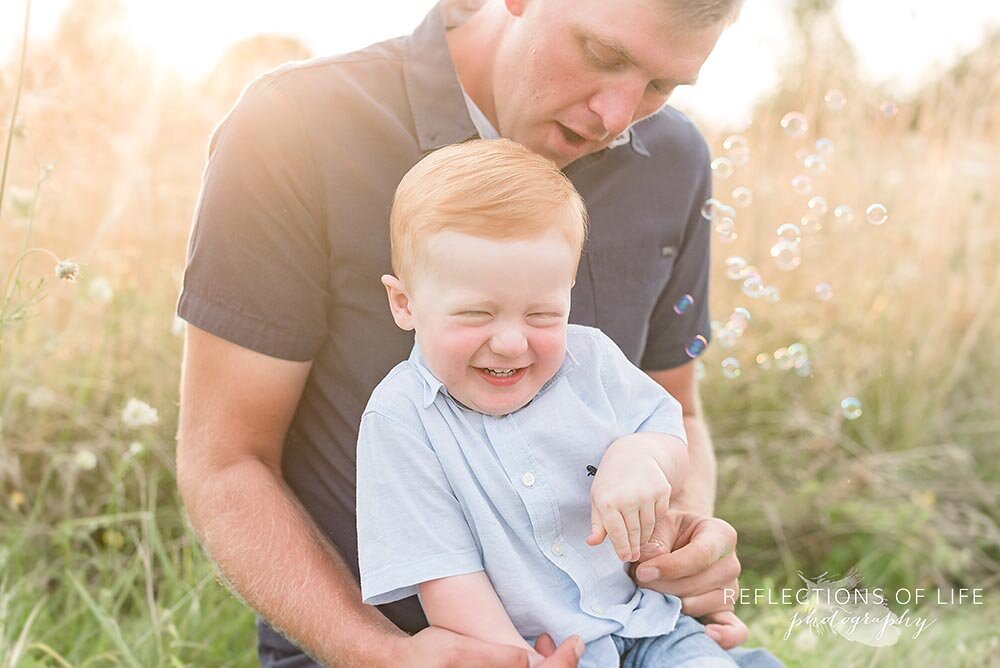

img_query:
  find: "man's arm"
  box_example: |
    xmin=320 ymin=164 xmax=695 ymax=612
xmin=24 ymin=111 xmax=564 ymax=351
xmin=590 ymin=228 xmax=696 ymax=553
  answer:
xmin=176 ymin=324 xmax=407 ymax=667
xmin=639 ymin=360 xmax=747 ymax=649
xmin=646 ymin=361 xmax=715 ymax=516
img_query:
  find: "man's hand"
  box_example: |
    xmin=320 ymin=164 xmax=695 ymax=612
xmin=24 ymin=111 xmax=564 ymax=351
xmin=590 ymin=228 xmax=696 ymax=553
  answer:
xmin=628 ymin=510 xmax=747 ymax=649
xmin=398 ymin=628 xmax=583 ymax=667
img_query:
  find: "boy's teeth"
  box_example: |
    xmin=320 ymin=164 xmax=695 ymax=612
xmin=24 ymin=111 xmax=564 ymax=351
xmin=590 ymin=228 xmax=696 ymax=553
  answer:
xmin=485 ymin=367 xmax=517 ymax=377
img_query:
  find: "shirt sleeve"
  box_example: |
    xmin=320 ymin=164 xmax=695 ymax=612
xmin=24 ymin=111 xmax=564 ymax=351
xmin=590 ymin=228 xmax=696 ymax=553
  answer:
xmin=597 ymin=330 xmax=687 ymax=443
xmin=640 ymin=137 xmax=713 ymax=371
xmin=356 ymin=411 xmax=484 ymax=606
xmin=176 ymin=75 xmax=330 ymax=361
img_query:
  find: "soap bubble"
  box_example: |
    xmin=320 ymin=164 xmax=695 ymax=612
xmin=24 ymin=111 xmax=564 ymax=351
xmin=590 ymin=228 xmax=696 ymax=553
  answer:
xmin=717 ymin=203 xmax=736 ymax=219
xmin=840 ymin=397 xmax=863 ymax=420
xmin=791 ymin=175 xmax=813 ymax=195
xmin=673 ymin=294 xmax=694 ymax=315
xmin=814 ymin=138 xmax=834 ymax=156
xmin=723 ymin=135 xmax=750 ymax=166
xmin=879 ymin=101 xmax=898 ymax=118
xmin=722 ymin=357 xmax=742 ymax=379
xmin=711 ymin=156 xmax=735 ymax=179
xmin=716 ymin=327 xmax=737 ymax=348
xmin=815 ymin=282 xmax=833 ymax=301
xmin=773 ymin=347 xmax=793 ymax=370
xmin=787 ymin=342 xmax=809 ymax=361
xmin=807 ymin=196 xmax=829 ymax=215
xmin=794 ymin=360 xmax=813 ymax=377
xmin=824 ymin=89 xmax=847 ymax=111
xmin=776 ymin=223 xmax=801 ymax=244
xmin=800 ymin=213 xmax=822 ymax=233
xmin=723 ymin=134 xmax=749 ymax=154
xmin=732 ymin=186 xmax=753 ymax=208
xmin=866 ymin=203 xmax=888 ymax=225
xmin=685 ymin=335 xmax=708 ymax=358
xmin=701 ymin=197 xmax=721 ymax=221
xmin=714 ymin=217 xmax=737 ymax=242
xmin=762 ymin=285 xmax=781 ymax=303
xmin=728 ymin=307 xmax=751 ymax=333
xmin=780 ymin=112 xmax=808 ymax=138
xmin=755 ymin=352 xmax=773 ymax=370
xmin=833 ymin=204 xmax=855 ymax=224
xmin=803 ymin=154 xmax=826 ymax=175
xmin=725 ymin=256 xmax=748 ymax=281
xmin=771 ymin=242 xmax=802 ymax=272
xmin=741 ymin=275 xmax=765 ymax=299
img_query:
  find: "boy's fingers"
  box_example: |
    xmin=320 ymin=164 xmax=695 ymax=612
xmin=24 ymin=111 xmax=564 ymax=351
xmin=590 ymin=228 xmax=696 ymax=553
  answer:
xmin=602 ymin=509 xmax=629 ymax=561
xmin=653 ymin=495 xmax=671 ymax=522
xmin=623 ymin=506 xmax=641 ymax=561
xmin=639 ymin=502 xmax=655 ymax=547
xmin=586 ymin=504 xmax=606 ymax=545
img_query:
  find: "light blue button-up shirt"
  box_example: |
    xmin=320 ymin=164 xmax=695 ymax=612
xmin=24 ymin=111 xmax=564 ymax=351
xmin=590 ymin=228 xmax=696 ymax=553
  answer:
xmin=356 ymin=325 xmax=686 ymax=668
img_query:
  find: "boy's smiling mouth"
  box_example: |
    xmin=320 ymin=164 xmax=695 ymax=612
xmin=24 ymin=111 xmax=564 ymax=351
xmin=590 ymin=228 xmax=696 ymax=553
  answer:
xmin=474 ymin=365 xmax=529 ymax=386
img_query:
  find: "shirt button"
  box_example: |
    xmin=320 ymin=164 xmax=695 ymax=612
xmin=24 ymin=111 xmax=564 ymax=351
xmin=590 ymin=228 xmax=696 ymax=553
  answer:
xmin=591 ymin=603 xmax=605 ymax=614
xmin=551 ymin=542 xmax=564 ymax=557
xmin=521 ymin=472 xmax=536 ymax=487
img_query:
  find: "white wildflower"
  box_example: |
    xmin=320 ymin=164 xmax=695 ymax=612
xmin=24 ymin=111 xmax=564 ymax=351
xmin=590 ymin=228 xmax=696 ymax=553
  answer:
xmin=73 ymin=449 xmax=98 ymax=471
xmin=26 ymin=386 xmax=58 ymax=409
xmin=55 ymin=259 xmax=80 ymax=282
xmin=122 ymin=398 xmax=159 ymax=428
xmin=88 ymin=276 xmax=114 ymax=303
xmin=127 ymin=441 xmax=145 ymax=456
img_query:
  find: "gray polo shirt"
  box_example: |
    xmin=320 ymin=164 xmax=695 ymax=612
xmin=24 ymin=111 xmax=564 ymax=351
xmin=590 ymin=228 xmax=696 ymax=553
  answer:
xmin=177 ymin=1 xmax=712 ymax=662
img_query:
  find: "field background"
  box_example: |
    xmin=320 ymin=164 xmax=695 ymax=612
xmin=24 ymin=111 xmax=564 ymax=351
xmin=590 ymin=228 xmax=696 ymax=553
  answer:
xmin=1 ymin=0 xmax=998 ymax=666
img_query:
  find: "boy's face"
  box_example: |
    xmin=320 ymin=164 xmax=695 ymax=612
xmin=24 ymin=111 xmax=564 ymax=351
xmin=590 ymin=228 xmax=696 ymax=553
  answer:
xmin=383 ymin=225 xmax=578 ymax=417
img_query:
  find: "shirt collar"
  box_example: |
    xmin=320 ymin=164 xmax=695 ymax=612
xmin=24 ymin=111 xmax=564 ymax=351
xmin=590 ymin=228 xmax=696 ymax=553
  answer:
xmin=405 ymin=1 xmax=650 ymax=159
xmin=408 ymin=338 xmax=582 ymax=411
xmin=405 ymin=1 xmax=480 ymax=152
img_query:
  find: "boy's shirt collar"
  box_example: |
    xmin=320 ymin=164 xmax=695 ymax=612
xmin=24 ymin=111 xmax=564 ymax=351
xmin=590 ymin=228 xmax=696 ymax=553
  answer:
xmin=408 ymin=337 xmax=581 ymax=410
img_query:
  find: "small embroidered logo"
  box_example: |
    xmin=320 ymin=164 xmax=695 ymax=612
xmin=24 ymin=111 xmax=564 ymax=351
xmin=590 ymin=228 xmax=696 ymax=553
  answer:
xmin=586 ymin=465 xmax=598 ymax=477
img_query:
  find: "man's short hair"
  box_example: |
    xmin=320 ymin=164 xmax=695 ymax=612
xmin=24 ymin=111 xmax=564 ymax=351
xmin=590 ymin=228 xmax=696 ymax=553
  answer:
xmin=389 ymin=138 xmax=589 ymax=286
xmin=664 ymin=0 xmax=744 ymax=29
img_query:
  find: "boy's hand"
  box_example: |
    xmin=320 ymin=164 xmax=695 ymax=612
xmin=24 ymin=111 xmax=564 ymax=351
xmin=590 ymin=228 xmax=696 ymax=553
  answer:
xmin=585 ymin=440 xmax=673 ymax=562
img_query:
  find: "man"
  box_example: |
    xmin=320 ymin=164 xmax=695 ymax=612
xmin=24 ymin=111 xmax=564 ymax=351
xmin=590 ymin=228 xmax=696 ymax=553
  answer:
xmin=177 ymin=0 xmax=780 ymax=666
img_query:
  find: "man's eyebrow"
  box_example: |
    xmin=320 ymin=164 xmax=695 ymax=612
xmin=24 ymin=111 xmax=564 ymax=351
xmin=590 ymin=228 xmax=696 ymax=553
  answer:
xmin=593 ymin=35 xmax=699 ymax=86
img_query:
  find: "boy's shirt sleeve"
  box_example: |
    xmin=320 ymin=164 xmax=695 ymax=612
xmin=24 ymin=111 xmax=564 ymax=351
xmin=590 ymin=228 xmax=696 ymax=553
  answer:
xmin=356 ymin=410 xmax=483 ymax=606
xmin=595 ymin=330 xmax=688 ymax=444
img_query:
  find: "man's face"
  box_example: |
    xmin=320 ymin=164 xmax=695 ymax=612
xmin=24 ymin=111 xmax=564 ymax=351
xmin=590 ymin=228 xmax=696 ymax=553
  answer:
xmin=493 ymin=0 xmax=726 ymax=167
xmin=405 ymin=226 xmax=577 ymax=417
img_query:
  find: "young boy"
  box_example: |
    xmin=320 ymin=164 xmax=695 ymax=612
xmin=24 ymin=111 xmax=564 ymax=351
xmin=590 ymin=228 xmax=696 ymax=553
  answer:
xmin=356 ymin=139 xmax=738 ymax=667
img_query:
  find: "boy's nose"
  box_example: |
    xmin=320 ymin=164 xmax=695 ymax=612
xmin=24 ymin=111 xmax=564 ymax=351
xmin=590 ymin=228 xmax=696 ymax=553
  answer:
xmin=489 ymin=328 xmax=528 ymax=358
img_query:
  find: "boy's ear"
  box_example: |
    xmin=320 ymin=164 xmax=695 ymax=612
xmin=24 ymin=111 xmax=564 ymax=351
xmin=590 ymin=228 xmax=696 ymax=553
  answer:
xmin=381 ymin=274 xmax=415 ymax=331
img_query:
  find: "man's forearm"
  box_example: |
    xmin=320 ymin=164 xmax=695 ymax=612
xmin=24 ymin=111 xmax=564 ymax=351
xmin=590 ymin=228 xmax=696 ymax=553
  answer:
xmin=181 ymin=457 xmax=406 ymax=668
xmin=670 ymin=415 xmax=716 ymax=517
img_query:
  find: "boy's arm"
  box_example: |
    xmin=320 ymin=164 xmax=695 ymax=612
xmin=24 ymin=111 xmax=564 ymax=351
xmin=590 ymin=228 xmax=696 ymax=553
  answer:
xmin=419 ymin=572 xmax=538 ymax=655
xmin=608 ymin=432 xmax=690 ymax=487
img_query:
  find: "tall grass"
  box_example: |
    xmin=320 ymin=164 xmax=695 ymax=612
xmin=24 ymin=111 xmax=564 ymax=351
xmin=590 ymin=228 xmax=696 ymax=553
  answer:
xmin=1 ymin=2 xmax=998 ymax=666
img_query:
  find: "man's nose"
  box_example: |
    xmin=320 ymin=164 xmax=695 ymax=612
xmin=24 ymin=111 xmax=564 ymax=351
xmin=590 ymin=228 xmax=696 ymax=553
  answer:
xmin=589 ymin=82 xmax=645 ymax=139
xmin=489 ymin=327 xmax=528 ymax=358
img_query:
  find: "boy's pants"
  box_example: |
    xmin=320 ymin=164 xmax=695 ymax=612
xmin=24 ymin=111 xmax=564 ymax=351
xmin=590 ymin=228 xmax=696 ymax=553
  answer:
xmin=612 ymin=614 xmax=784 ymax=668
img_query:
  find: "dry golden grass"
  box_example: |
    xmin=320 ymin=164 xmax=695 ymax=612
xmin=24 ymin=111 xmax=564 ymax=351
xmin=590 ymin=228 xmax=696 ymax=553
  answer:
xmin=1 ymin=3 xmax=998 ymax=666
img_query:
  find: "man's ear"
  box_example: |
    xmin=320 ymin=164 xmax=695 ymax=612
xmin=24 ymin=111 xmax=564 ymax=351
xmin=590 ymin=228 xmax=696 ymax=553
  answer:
xmin=381 ymin=274 xmax=415 ymax=331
